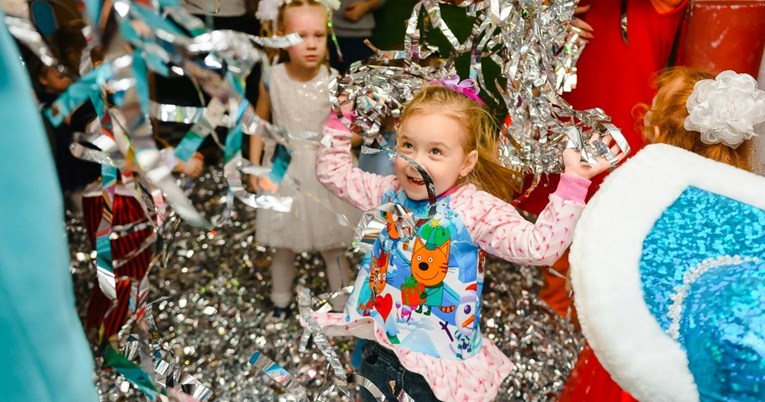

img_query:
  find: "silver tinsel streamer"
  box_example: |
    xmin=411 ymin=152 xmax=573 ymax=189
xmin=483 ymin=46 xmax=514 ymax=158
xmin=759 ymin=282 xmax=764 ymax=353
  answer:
xmin=331 ymin=59 xmax=450 ymax=141
xmin=347 ymin=0 xmax=629 ymax=181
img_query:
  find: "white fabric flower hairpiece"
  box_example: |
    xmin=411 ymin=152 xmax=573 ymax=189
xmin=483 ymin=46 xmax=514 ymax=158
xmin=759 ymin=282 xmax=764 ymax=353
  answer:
xmin=255 ymin=0 xmax=282 ymax=23
xmin=255 ymin=0 xmax=341 ymax=24
xmin=684 ymin=70 xmax=765 ymax=149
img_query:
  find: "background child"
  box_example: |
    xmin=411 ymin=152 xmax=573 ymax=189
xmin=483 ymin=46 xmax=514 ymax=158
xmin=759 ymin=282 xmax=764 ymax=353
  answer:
xmin=21 ymin=23 xmax=101 ymax=217
xmin=560 ymin=66 xmax=763 ymax=402
xmin=642 ymin=67 xmax=755 ymax=169
xmin=316 ymin=82 xmax=623 ymax=401
xmin=564 ymin=67 xmax=765 ymax=402
xmin=250 ymin=0 xmax=359 ymax=320
xmin=328 ymin=0 xmax=385 ymax=73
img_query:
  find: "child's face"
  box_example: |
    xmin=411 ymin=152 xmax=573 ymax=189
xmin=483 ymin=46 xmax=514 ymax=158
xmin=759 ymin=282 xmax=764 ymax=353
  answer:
xmin=38 ymin=67 xmax=72 ymax=93
xmin=283 ymin=5 xmax=328 ymax=72
xmin=395 ymin=111 xmax=478 ymax=200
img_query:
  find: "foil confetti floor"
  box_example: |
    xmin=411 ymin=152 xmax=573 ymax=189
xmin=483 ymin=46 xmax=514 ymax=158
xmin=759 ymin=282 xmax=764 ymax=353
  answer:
xmin=67 ymin=168 xmax=583 ymax=401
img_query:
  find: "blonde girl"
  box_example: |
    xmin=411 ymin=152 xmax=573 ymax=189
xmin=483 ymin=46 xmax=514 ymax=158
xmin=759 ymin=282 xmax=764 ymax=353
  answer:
xmin=314 ymin=81 xmax=623 ymax=401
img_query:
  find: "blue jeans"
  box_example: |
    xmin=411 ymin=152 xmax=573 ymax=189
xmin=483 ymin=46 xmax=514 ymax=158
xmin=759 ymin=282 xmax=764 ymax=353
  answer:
xmin=358 ymin=341 xmax=440 ymax=402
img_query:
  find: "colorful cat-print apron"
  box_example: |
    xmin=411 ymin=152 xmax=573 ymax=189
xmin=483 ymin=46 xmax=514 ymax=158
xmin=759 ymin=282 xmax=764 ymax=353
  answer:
xmin=346 ymin=189 xmax=487 ymax=361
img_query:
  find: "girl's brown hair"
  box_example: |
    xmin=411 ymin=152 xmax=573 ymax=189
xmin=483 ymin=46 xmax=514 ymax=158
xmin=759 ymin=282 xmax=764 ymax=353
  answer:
xmin=639 ymin=67 xmax=752 ymax=171
xmin=400 ymin=85 xmax=522 ymax=201
xmin=51 ymin=20 xmax=105 ymax=77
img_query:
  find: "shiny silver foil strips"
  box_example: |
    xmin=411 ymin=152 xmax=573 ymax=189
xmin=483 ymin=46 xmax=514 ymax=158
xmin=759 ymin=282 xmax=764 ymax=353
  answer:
xmin=331 ymin=61 xmax=449 ymax=141
xmin=396 ymin=0 xmax=629 ymax=178
xmin=4 ymin=15 xmax=63 ymax=70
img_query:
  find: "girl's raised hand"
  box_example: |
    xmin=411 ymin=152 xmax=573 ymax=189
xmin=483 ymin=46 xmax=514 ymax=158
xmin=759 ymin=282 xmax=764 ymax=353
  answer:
xmin=562 ymin=134 xmax=627 ymax=180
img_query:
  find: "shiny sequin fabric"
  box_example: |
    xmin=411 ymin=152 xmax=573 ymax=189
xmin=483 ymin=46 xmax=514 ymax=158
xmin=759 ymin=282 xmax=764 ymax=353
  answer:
xmin=680 ymin=259 xmax=765 ymax=401
xmin=640 ymin=186 xmax=765 ymax=331
xmin=640 ymin=186 xmax=765 ymax=401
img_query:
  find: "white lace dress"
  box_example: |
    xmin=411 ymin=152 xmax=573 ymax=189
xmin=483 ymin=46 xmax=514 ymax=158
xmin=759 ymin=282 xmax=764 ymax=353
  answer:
xmin=256 ymin=63 xmax=361 ymax=251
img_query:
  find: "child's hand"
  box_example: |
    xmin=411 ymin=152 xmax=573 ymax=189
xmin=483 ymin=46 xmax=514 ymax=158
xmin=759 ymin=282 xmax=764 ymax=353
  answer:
xmin=343 ymin=1 xmax=371 ymax=22
xmin=562 ymin=135 xmax=626 ymax=180
xmin=175 ymin=152 xmax=205 ymax=177
xmin=329 ymin=94 xmax=355 ymax=130
xmin=572 ymin=4 xmax=594 ymax=40
xmin=248 ymin=175 xmax=262 ymax=192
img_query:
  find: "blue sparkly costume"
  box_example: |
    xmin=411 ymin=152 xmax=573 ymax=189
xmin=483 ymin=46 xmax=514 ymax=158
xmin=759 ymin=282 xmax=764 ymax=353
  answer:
xmin=0 ymin=12 xmax=98 ymax=401
xmin=571 ymin=144 xmax=765 ymax=402
xmin=640 ymin=187 xmax=765 ymax=402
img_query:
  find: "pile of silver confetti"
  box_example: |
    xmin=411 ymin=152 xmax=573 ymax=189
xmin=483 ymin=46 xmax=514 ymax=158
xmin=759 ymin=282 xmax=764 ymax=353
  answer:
xmin=68 ymin=167 xmax=583 ymax=401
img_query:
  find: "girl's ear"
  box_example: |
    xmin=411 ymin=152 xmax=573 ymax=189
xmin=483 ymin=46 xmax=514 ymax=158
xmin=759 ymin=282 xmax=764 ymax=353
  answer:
xmin=37 ymin=70 xmax=49 ymax=87
xmin=460 ymin=149 xmax=478 ymax=177
xmin=645 ymin=125 xmax=660 ymax=143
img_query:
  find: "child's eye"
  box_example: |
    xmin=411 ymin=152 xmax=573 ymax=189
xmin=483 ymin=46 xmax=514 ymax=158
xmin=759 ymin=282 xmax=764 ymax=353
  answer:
xmin=430 ymin=148 xmax=442 ymax=156
xmin=401 ymin=142 xmax=413 ymax=149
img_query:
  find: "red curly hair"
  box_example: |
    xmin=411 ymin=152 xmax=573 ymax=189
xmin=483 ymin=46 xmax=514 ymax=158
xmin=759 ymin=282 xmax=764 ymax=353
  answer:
xmin=636 ymin=67 xmax=753 ymax=171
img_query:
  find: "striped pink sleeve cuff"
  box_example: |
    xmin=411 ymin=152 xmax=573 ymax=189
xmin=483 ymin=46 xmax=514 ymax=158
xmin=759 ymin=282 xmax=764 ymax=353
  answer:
xmin=553 ymin=173 xmax=590 ymax=202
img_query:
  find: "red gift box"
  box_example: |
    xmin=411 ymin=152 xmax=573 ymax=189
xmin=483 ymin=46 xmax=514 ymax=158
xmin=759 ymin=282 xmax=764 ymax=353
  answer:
xmin=401 ymin=276 xmax=425 ymax=307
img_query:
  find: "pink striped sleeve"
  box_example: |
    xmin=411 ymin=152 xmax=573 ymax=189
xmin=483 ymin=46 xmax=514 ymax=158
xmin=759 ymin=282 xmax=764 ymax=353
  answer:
xmin=316 ymin=123 xmax=399 ymax=211
xmin=454 ymin=185 xmax=586 ymax=265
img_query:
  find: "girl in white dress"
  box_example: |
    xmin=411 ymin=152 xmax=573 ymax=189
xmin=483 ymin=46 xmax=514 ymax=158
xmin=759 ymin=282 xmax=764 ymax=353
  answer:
xmin=250 ymin=0 xmax=359 ymax=319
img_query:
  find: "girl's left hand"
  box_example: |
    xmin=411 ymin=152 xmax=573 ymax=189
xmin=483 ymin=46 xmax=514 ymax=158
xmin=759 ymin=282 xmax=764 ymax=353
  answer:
xmin=562 ymin=134 xmax=627 ymax=180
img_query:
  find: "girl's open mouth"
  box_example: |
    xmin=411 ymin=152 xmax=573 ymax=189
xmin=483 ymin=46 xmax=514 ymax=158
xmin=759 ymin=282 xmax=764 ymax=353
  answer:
xmin=407 ymin=175 xmax=425 ymax=186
